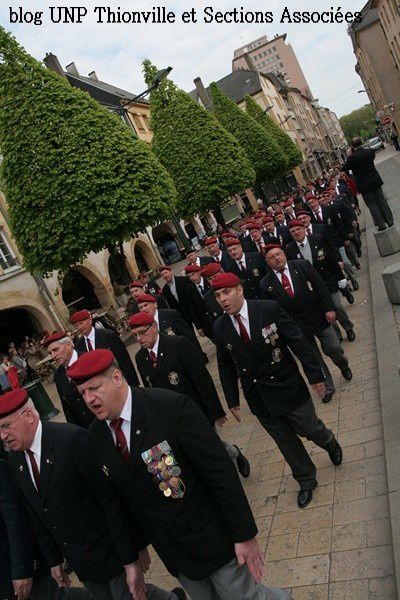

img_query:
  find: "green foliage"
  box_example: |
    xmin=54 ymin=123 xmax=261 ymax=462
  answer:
xmin=142 ymin=60 xmax=255 ymax=218
xmin=244 ymin=95 xmax=303 ymax=170
xmin=209 ymin=84 xmax=288 ymax=189
xmin=339 ymin=104 xmax=376 ymax=143
xmin=0 ymin=27 xmax=177 ymax=276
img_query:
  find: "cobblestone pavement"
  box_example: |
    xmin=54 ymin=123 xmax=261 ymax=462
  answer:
xmin=45 ymin=179 xmax=397 ymax=598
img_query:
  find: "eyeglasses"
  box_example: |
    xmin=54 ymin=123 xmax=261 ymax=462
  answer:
xmin=0 ymin=409 xmax=27 ymax=432
xmin=132 ymin=323 xmax=155 ymax=338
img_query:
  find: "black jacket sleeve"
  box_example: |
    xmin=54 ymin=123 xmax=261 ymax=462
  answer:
xmin=54 ymin=372 xmax=81 ymax=427
xmin=304 ymin=261 xmax=336 ymax=313
xmin=214 ymin=322 xmax=241 ymax=409
xmin=0 ymin=460 xmax=35 ymax=580
xmin=108 ymin=330 xmax=139 ymax=387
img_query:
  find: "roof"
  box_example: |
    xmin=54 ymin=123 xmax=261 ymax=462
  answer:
xmin=65 ymin=73 xmax=148 ymax=107
xmin=189 ymin=70 xmax=266 ymax=106
xmin=348 ymin=0 xmax=379 ymax=37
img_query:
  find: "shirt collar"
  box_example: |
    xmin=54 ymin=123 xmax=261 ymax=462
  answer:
xmin=275 ymin=263 xmax=289 ymax=275
xmin=86 ymin=327 xmax=95 ymax=343
xmin=29 ymin=420 xmax=42 ymax=456
xmin=297 ymin=237 xmax=308 ymax=248
xmin=149 ymin=334 xmax=160 ymax=356
xmin=154 ymin=310 xmax=159 ymax=326
xmin=67 ymin=349 xmax=78 ymax=367
xmin=232 ymin=300 xmax=248 ymax=321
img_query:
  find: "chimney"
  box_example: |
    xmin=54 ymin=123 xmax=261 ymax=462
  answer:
xmin=65 ymin=62 xmax=80 ymax=77
xmin=43 ymin=53 xmax=67 ymax=78
xmin=193 ymin=77 xmax=211 ymax=109
xmin=88 ymin=71 xmax=99 ymax=81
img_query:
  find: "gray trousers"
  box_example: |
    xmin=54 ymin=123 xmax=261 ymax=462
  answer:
xmin=214 ymin=427 xmax=239 ymax=465
xmin=307 ymin=325 xmax=349 ymax=394
xmin=178 ymin=558 xmax=291 ymax=600
xmin=258 ymin=399 xmax=335 ymax=490
xmin=362 ymin=186 xmax=394 ymax=228
xmin=84 ymin=571 xmax=178 ymax=600
xmin=331 ymin=291 xmax=354 ymax=333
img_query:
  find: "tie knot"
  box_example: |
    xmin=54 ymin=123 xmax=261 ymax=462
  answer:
xmin=279 ymin=268 xmax=286 ymax=274
xmin=234 ymin=314 xmax=242 ymax=323
xmin=110 ymin=417 xmax=123 ymax=432
xmin=27 ymin=449 xmax=34 ymax=458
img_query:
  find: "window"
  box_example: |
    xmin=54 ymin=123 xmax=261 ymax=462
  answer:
xmin=0 ymin=231 xmax=19 ymax=272
xmin=132 ymin=114 xmax=146 ymax=132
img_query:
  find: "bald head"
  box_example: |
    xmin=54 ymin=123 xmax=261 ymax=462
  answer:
xmin=351 ymin=136 xmax=363 ymax=149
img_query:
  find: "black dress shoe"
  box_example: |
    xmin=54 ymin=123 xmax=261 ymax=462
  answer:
xmin=327 ymin=440 xmax=343 ymax=466
xmin=341 ymin=367 xmax=353 ymax=381
xmin=346 ymin=330 xmax=356 ymax=342
xmin=233 ymin=445 xmax=251 ymax=478
xmin=352 ymin=280 xmax=360 ymax=291
xmin=172 ymin=588 xmax=188 ymax=600
xmin=377 ymin=226 xmax=387 ymax=231
xmin=322 ymin=391 xmax=334 ymax=403
xmin=297 ymin=488 xmax=314 ymax=508
xmin=355 ymin=262 xmax=361 ymax=270
xmin=342 ymin=288 xmax=354 ymax=304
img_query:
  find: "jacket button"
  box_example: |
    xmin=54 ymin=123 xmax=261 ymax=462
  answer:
xmin=270 ymin=376 xmax=274 ymax=379
xmin=63 ymin=542 xmax=68 ymax=547
xmin=52 ymin=526 xmax=56 ymax=530
xmin=253 ymin=379 xmax=257 ymax=383
xmin=44 ymin=508 xmax=48 ymax=513
xmin=242 ymin=368 xmax=246 ymax=372
xmin=271 ymin=362 xmax=274 ymax=365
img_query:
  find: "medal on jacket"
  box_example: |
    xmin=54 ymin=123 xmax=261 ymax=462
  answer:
xmin=307 ymin=280 xmax=314 ymax=291
xmin=252 ymin=268 xmax=260 ymax=276
xmin=262 ymin=322 xmax=279 ymax=345
xmin=168 ymin=372 xmax=179 ymax=385
xmin=317 ymin=250 xmax=325 ymax=261
xmin=102 ymin=465 xmax=110 ymax=477
xmin=272 ymin=348 xmax=282 ymax=363
xmin=165 ymin=327 xmax=175 ymax=335
xmin=142 ymin=441 xmax=185 ymax=499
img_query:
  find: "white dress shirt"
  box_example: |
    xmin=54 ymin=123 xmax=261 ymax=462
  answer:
xmin=214 ymin=251 xmax=223 ymax=262
xmin=84 ymin=327 xmax=96 ymax=351
xmin=314 ymin=208 xmax=323 ymax=222
xmin=274 ymin=265 xmax=294 ymax=289
xmin=25 ymin=420 xmax=42 ymax=490
xmin=67 ymin=350 xmax=78 ymax=367
xmin=296 ymin=237 xmax=313 ymax=264
xmin=106 ymin=388 xmax=133 ymax=452
xmin=235 ymin=255 xmax=247 ymax=272
xmin=154 ymin=310 xmax=160 ymax=328
xmin=168 ymin=277 xmax=179 ymax=302
xmin=149 ymin=335 xmax=160 ymax=358
xmin=196 ymin=277 xmax=206 ymax=296
xmin=230 ymin=301 xmax=251 ymax=338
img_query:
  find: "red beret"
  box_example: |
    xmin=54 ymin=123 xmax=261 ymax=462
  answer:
xmin=185 ymin=264 xmax=201 ymax=274
xmin=221 ymin=232 xmax=234 ymax=238
xmin=288 ymin=219 xmax=304 ymax=229
xmin=70 ymin=310 xmax=91 ymax=324
xmin=136 ymin=293 xmax=157 ymax=304
xmin=283 ymin=201 xmax=292 ymax=208
xmin=264 ymin=243 xmax=282 ymax=255
xmin=274 ymin=210 xmax=283 ymax=216
xmin=211 ymin=273 xmax=241 ymax=290
xmin=296 ymin=210 xmax=310 ymax=218
xmin=225 ymin=238 xmax=241 ymax=248
xmin=159 ymin=265 xmax=171 ymax=272
xmin=305 ymin=193 xmax=315 ymax=200
xmin=66 ymin=349 xmax=115 ymax=384
xmin=262 ymin=216 xmax=274 ymax=224
xmin=247 ymin=223 xmax=262 ymax=231
xmin=129 ymin=280 xmax=145 ymax=289
xmin=204 ymin=236 xmax=217 ymax=246
xmin=0 ymin=389 xmax=28 ymax=418
xmin=200 ymin=263 xmax=222 ymax=278
xmin=42 ymin=331 xmax=68 ymax=348
xmin=128 ymin=312 xmax=155 ymax=329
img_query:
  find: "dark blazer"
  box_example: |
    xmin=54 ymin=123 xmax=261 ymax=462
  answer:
xmin=196 ymin=256 xmax=215 ymax=267
xmin=213 ymin=300 xmax=323 ymax=419
xmin=135 ymin=334 xmax=225 ymax=423
xmin=53 ymin=361 xmax=95 ymax=429
xmin=8 ymin=423 xmax=141 ymax=583
xmin=285 ymin=234 xmax=344 ymax=293
xmin=75 ymin=327 xmax=139 ymax=387
xmin=88 ymin=388 xmax=257 ymax=580
xmin=343 ymin=147 xmax=383 ymax=193
xmin=162 ymin=276 xmax=193 ymax=324
xmin=224 ymin=252 xmax=269 ymax=299
xmin=0 ymin=460 xmax=47 ymax=599
xmin=260 ymin=259 xmax=335 ymax=337
xmin=208 ymin=251 xmax=232 ymax=272
xmin=157 ymin=308 xmax=203 ymax=354
xmin=203 ymin=289 xmax=224 ymax=323
xmin=275 ymin=224 xmax=292 ymax=248
xmin=310 ymin=205 xmax=347 ymax=249
xmin=186 ymin=280 xmax=214 ymax=340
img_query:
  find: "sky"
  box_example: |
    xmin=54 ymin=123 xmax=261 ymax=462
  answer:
xmin=1 ymin=0 xmax=370 ymax=117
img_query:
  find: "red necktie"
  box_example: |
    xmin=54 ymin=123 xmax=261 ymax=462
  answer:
xmin=26 ymin=450 xmax=40 ymax=491
xmin=86 ymin=338 xmax=93 ymax=351
xmin=110 ymin=418 xmax=131 ymax=465
xmin=279 ymin=269 xmax=294 ymax=298
xmin=234 ymin=314 xmax=252 ymax=348
xmin=314 ymin=211 xmax=322 ymax=223
xmin=150 ymin=350 xmax=157 ymax=368
xmin=239 ymin=261 xmax=247 ymax=275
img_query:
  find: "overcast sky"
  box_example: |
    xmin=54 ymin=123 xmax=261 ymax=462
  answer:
xmin=1 ymin=0 xmax=369 ymax=117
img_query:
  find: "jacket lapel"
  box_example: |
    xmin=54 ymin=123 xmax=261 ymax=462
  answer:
xmin=223 ymin=313 xmax=252 ymax=360
xmin=11 ymin=452 xmax=41 ymax=507
xmin=129 ymin=390 xmax=146 ymax=470
xmin=39 ymin=424 xmax=55 ymax=507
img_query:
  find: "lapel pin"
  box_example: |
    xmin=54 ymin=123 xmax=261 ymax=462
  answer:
xmin=102 ymin=465 xmax=110 ymax=476
xmin=136 ymin=429 xmax=141 ymax=435
xmin=19 ymin=465 xmax=24 ymax=472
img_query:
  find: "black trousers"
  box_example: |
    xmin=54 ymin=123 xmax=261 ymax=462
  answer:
xmin=258 ymin=398 xmax=335 ymax=490
xmin=361 ymin=187 xmax=394 ymax=228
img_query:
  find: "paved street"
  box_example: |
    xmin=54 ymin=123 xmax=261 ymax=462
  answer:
xmin=44 ymin=149 xmax=400 ymax=598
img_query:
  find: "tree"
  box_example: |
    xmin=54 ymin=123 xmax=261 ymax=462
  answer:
xmin=244 ymin=95 xmax=303 ymax=170
xmin=0 ymin=27 xmax=177 ymax=276
xmin=142 ymin=61 xmax=255 ymax=219
xmin=339 ymin=104 xmax=376 ymax=143
xmin=209 ymin=83 xmax=288 ymax=192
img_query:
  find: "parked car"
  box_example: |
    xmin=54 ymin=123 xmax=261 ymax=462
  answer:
xmin=365 ymin=136 xmax=384 ymax=151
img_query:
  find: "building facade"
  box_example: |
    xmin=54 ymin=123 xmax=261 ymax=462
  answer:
xmin=349 ymin=0 xmax=400 ymax=135
xmin=232 ymin=34 xmax=313 ymax=99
